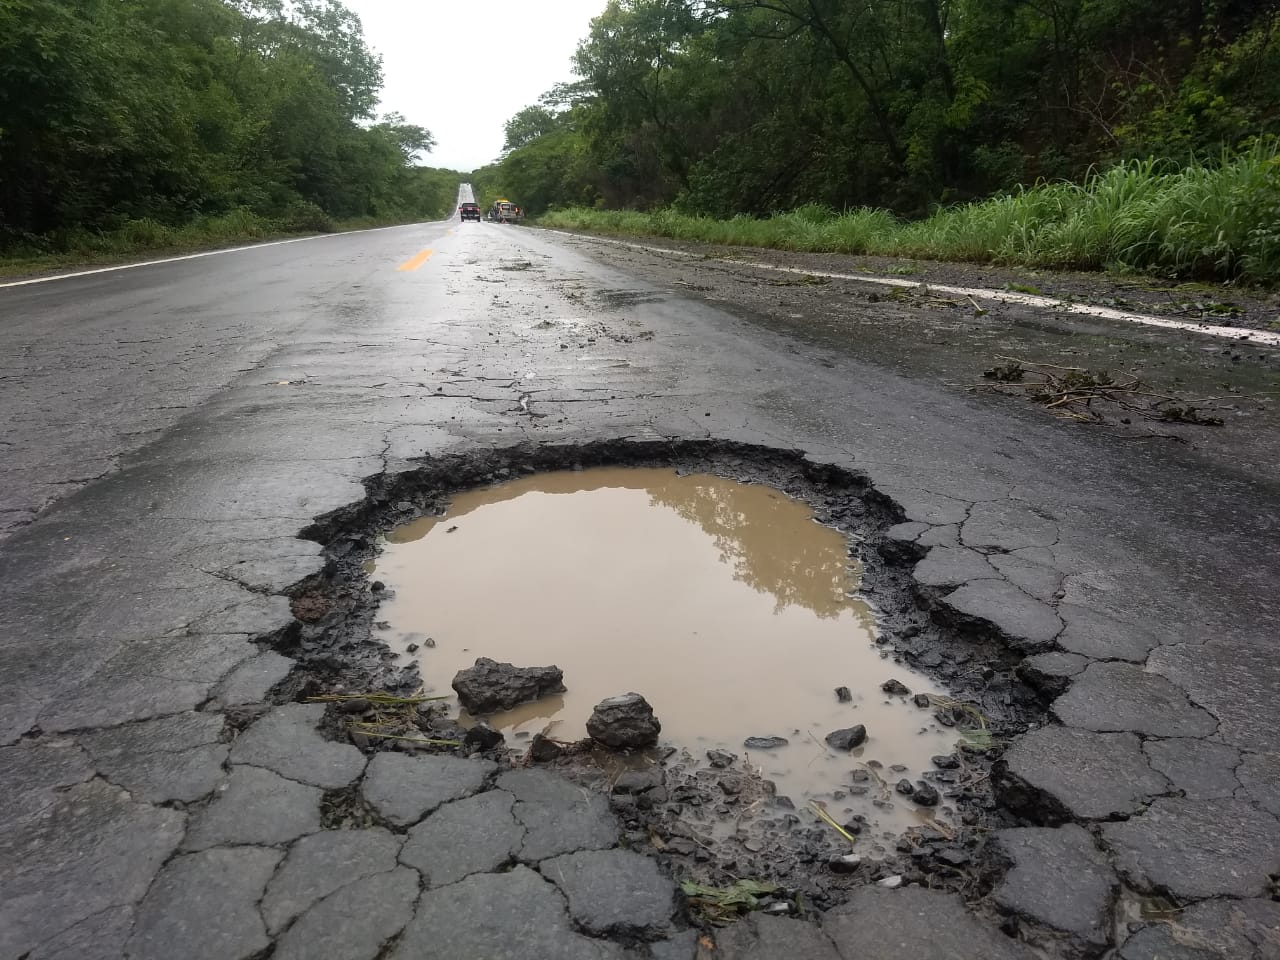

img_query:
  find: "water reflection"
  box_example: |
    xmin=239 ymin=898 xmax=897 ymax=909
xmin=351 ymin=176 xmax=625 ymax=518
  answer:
xmin=388 ymin=468 xmax=851 ymax=618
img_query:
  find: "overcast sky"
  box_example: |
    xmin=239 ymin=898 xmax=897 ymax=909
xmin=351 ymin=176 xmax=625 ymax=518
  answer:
xmin=344 ymin=0 xmax=606 ymax=171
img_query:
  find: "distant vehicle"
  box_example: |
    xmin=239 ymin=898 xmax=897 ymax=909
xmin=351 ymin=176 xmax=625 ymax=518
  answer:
xmin=487 ymin=200 xmax=524 ymax=224
xmin=459 ymin=202 xmax=481 ymax=221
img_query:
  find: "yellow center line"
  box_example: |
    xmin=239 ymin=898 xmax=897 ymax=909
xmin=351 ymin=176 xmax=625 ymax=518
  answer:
xmin=397 ymin=248 xmax=433 ymax=272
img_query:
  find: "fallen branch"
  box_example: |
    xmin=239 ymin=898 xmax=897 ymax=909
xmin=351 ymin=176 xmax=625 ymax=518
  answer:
xmin=977 ymin=357 xmax=1228 ymax=425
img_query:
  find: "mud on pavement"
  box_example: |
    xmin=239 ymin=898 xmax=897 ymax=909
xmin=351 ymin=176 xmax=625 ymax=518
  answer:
xmin=262 ymin=438 xmax=1109 ymax=951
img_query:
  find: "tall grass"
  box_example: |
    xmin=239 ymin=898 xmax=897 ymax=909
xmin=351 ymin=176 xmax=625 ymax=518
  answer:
xmin=0 ymin=202 xmax=429 ymax=277
xmin=540 ymin=141 xmax=1280 ymax=284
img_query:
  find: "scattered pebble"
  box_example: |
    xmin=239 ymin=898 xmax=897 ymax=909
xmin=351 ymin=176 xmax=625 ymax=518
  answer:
xmin=829 ymin=855 xmax=860 ymax=880
xmin=744 ymin=736 xmax=789 ymax=750
xmin=877 ymin=875 xmax=904 ymax=888
xmin=834 ymin=685 xmax=853 ymax=702
xmin=825 ymin=725 xmax=868 ymax=751
xmin=880 ymin=679 xmax=911 ymax=696
xmin=706 ymin=749 xmax=737 ymax=768
xmin=912 ymin=781 xmax=941 ymax=806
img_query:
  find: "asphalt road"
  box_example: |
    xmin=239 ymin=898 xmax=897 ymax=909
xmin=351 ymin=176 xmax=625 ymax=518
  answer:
xmin=2 ymin=214 xmax=1278 ymax=958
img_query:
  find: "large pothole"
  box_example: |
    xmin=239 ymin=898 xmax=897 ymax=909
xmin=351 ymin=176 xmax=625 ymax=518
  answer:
xmin=293 ymin=440 xmax=1042 ymax=904
xmin=371 ymin=466 xmax=958 ymax=838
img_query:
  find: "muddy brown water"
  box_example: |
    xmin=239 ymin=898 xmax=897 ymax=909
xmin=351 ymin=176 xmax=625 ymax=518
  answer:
xmin=372 ymin=467 xmax=959 ymax=835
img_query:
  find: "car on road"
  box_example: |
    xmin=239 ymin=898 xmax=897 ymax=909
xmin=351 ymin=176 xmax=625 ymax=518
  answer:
xmin=487 ymin=200 xmax=524 ymax=224
xmin=459 ymin=202 xmax=481 ymax=221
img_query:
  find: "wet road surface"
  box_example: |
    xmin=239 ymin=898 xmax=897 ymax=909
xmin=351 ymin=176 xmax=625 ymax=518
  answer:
xmin=2 ymin=215 xmax=1279 ymax=958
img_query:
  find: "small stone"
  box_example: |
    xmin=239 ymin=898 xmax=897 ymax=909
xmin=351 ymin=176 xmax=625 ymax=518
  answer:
xmin=613 ymin=770 xmax=663 ymax=795
xmin=913 ymin=694 xmax=932 ymax=708
xmin=463 ymin=722 xmax=504 ymax=750
xmin=340 ymin=697 xmax=372 ymax=714
xmin=829 ymin=853 xmax=862 ymax=874
xmin=707 ymin=749 xmax=737 ymax=768
xmin=877 ymin=875 xmax=903 ymax=888
xmin=912 ymin=781 xmax=940 ymax=806
xmin=825 ymin=725 xmax=867 ymax=751
xmin=451 ymin=658 xmax=565 ymax=715
xmin=528 ymin=734 xmax=562 ymax=762
xmin=895 ymin=779 xmax=915 ymax=796
xmin=371 ymin=581 xmax=385 ymax=592
xmin=932 ymin=754 xmax=960 ymax=769
xmin=586 ymin=693 xmax=661 ymax=749
xmin=881 ymin=679 xmax=911 ymax=696
xmin=934 ymin=846 xmax=970 ymax=867
xmin=744 ymin=736 xmax=789 ymax=749
xmin=834 ymin=686 xmax=853 ymax=703
xmin=406 ymin=643 xmax=420 ymax=653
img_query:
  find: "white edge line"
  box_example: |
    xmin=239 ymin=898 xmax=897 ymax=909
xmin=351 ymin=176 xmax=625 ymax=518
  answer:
xmin=542 ymin=229 xmax=1280 ymax=348
xmin=0 ymin=220 xmax=437 ymax=290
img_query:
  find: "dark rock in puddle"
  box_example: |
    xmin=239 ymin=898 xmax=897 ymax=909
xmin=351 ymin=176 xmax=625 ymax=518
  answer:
xmin=587 ymin=693 xmax=660 ymax=749
xmin=912 ymin=694 xmax=932 ymax=708
xmin=834 ymin=686 xmax=852 ymax=703
xmin=405 ymin=643 xmax=419 ymax=653
xmin=463 ymin=722 xmax=503 ymax=751
xmin=881 ymin=679 xmax=912 ymax=696
xmin=932 ymin=754 xmax=961 ymax=770
xmin=744 ymin=736 xmax=789 ymax=750
xmin=528 ymin=734 xmax=562 ymax=762
xmin=895 ymin=779 xmax=915 ymax=797
xmin=912 ymin=781 xmax=940 ymax=806
xmin=451 ymin=658 xmax=564 ymax=714
xmin=707 ymin=749 xmax=737 ymax=768
xmin=825 ymin=725 xmax=867 ymax=751
xmin=850 ymin=769 xmax=871 ymax=784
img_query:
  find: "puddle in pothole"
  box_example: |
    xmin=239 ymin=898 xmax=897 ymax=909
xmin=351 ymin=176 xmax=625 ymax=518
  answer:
xmin=371 ymin=467 xmax=959 ymax=835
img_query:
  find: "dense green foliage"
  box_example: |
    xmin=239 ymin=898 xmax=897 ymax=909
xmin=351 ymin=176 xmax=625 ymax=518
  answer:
xmin=542 ymin=142 xmax=1280 ymax=281
xmin=481 ymin=0 xmax=1280 ymax=280
xmin=0 ymin=0 xmax=457 ymax=254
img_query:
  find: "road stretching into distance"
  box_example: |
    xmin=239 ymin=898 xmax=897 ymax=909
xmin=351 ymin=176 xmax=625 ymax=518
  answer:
xmin=2 ymin=198 xmax=1278 ymax=958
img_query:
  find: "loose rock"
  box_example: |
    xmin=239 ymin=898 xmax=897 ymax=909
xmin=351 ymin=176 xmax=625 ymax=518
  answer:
xmin=912 ymin=781 xmax=940 ymax=806
xmin=895 ymin=779 xmax=915 ymax=796
xmin=463 ymin=722 xmax=504 ymax=751
xmin=707 ymin=749 xmax=737 ymax=768
xmin=451 ymin=658 xmax=565 ymax=715
xmin=586 ymin=693 xmax=661 ymax=750
xmin=825 ymin=725 xmax=867 ymax=751
xmin=834 ymin=686 xmax=852 ymax=703
xmin=528 ymin=734 xmax=563 ymax=762
xmin=913 ymin=694 xmax=932 ymax=708
xmin=881 ymin=679 xmax=911 ymax=696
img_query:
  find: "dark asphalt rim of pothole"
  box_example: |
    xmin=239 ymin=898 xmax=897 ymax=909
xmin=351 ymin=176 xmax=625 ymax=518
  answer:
xmin=265 ymin=438 xmax=1048 ymax=917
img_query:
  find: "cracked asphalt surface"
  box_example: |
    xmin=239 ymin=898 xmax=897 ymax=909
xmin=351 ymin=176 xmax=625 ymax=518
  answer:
xmin=2 ymin=216 xmax=1279 ymax=959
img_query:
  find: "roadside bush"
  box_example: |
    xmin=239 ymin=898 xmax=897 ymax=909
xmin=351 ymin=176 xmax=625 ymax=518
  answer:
xmin=276 ymin=201 xmax=335 ymax=234
xmin=538 ymin=142 xmax=1280 ymax=284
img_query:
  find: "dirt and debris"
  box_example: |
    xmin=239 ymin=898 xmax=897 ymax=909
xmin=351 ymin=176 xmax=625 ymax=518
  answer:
xmin=979 ymin=356 xmax=1230 ymax=427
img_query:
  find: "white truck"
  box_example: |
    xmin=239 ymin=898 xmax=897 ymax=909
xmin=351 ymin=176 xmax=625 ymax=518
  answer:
xmin=486 ymin=199 xmax=524 ymax=224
